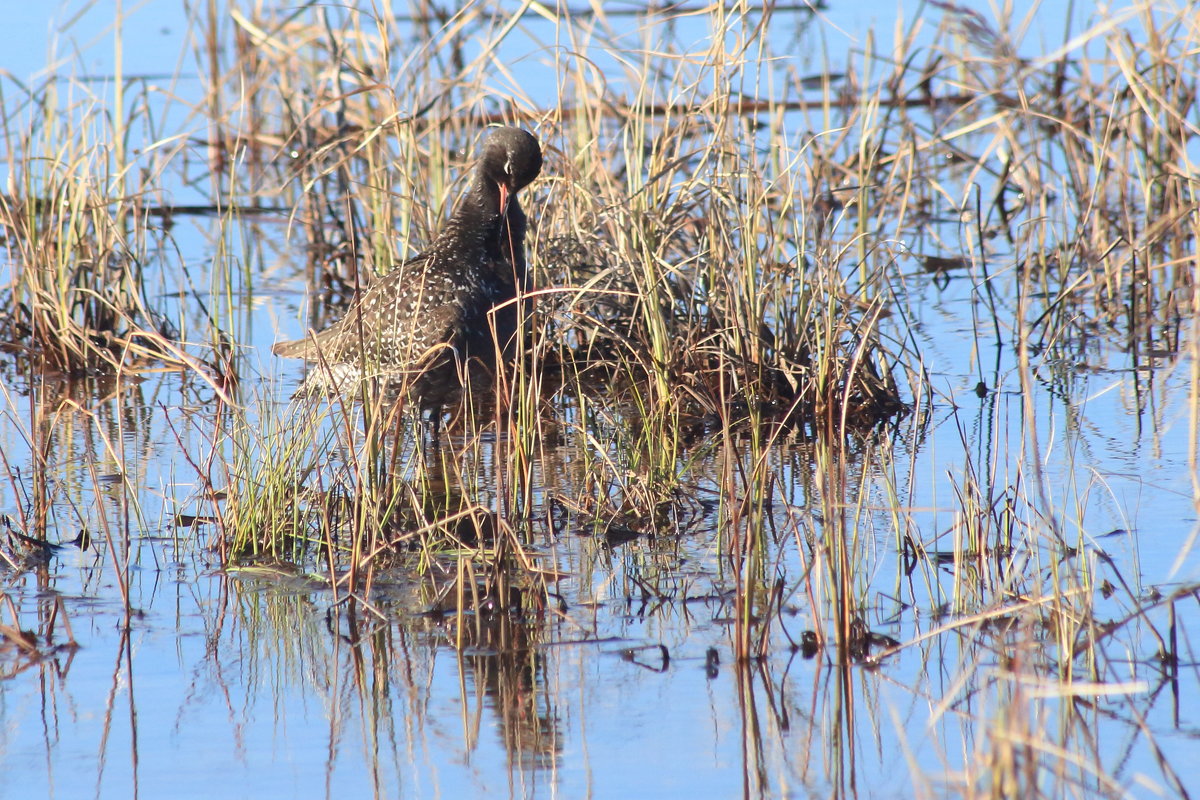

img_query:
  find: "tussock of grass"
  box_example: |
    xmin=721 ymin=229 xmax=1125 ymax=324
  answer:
xmin=0 ymin=75 xmax=195 ymax=375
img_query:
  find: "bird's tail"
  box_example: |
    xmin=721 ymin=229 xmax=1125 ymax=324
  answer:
xmin=272 ymin=338 xmax=313 ymax=359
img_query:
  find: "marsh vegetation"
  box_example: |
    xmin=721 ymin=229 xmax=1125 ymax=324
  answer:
xmin=0 ymin=1 xmax=1197 ymax=797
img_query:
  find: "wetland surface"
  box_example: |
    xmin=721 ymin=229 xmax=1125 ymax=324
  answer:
xmin=1 ymin=2 xmax=1198 ymax=798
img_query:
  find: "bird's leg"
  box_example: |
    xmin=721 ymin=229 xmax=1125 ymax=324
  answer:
xmin=422 ymin=404 xmax=444 ymax=459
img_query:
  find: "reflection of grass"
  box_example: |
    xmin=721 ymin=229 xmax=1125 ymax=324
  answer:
xmin=1 ymin=1 xmax=1198 ymax=797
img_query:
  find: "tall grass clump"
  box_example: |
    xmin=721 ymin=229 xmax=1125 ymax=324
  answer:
xmin=0 ymin=66 xmax=198 ymax=376
xmin=188 ymin=2 xmax=915 ymax=644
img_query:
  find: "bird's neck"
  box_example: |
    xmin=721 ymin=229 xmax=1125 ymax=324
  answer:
xmin=446 ymin=170 xmax=527 ymax=284
xmin=431 ymin=171 xmax=502 ymax=258
xmin=498 ymin=196 xmax=528 ymax=286
xmin=456 ymin=168 xmax=504 ymax=223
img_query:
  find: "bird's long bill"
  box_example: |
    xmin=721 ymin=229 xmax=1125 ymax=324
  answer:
xmin=498 ymin=183 xmax=510 ymax=215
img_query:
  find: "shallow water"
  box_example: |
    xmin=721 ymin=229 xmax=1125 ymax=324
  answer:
xmin=2 ymin=335 xmax=1194 ymax=799
xmin=2 ymin=2 xmax=1198 ymax=799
